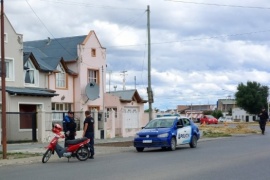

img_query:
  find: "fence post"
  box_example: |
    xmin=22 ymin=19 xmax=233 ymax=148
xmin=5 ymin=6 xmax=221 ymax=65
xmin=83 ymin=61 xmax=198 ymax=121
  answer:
xmin=37 ymin=109 xmax=46 ymax=143
xmin=111 ymin=110 xmax=115 ymax=138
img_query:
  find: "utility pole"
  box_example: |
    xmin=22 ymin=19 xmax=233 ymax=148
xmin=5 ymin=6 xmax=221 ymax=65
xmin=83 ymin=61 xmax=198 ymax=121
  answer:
xmin=120 ymin=70 xmax=127 ymax=90
xmin=147 ymin=5 xmax=153 ymax=121
xmin=1 ymin=0 xmax=7 ymax=159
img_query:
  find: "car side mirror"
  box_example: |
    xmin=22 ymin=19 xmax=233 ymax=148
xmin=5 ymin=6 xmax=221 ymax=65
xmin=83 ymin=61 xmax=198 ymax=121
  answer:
xmin=141 ymin=127 xmax=144 ymax=129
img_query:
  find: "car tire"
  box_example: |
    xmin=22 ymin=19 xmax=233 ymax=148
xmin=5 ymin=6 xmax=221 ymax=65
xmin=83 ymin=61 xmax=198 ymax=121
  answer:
xmin=189 ymin=135 xmax=197 ymax=148
xmin=136 ymin=147 xmax=144 ymax=152
xmin=169 ymin=137 xmax=176 ymax=151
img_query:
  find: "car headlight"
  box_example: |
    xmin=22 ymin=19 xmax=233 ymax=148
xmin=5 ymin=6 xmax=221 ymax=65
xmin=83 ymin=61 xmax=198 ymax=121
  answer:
xmin=134 ymin=134 xmax=140 ymax=138
xmin=158 ymin=133 xmax=169 ymax=138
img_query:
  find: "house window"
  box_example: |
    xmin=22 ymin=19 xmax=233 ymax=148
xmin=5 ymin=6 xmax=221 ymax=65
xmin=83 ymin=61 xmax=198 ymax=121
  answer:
xmin=88 ymin=69 xmax=99 ymax=84
xmin=56 ymin=64 xmax=66 ymax=88
xmin=24 ymin=60 xmax=38 ymax=86
xmin=91 ymin=48 xmax=96 ymax=57
xmin=51 ymin=103 xmax=72 ymax=121
xmin=1 ymin=58 xmax=14 ymax=81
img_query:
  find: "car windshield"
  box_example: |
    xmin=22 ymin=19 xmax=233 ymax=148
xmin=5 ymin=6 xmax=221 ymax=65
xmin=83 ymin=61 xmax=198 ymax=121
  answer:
xmin=206 ymin=115 xmax=214 ymax=118
xmin=144 ymin=118 xmax=175 ymax=128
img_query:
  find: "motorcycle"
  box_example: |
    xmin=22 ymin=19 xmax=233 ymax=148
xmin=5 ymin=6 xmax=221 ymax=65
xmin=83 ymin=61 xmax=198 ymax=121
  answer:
xmin=42 ymin=123 xmax=90 ymax=163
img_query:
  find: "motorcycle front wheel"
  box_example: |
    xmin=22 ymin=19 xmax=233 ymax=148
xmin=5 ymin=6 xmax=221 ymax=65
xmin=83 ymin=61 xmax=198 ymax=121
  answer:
xmin=42 ymin=149 xmax=52 ymax=163
xmin=76 ymin=147 xmax=89 ymax=161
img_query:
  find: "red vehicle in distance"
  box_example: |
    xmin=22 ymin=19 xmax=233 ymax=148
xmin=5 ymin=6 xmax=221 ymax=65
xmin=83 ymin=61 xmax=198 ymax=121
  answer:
xmin=200 ymin=115 xmax=218 ymax=125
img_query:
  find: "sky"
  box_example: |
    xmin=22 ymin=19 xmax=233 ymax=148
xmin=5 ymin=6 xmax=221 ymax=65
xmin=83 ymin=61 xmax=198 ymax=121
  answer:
xmin=5 ymin=0 xmax=270 ymax=110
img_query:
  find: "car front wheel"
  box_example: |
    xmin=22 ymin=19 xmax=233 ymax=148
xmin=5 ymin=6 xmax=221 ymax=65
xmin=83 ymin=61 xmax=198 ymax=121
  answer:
xmin=170 ymin=137 xmax=176 ymax=151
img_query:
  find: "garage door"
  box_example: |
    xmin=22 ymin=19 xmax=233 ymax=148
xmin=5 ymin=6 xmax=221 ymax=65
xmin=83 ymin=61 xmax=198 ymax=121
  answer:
xmin=123 ymin=107 xmax=139 ymax=128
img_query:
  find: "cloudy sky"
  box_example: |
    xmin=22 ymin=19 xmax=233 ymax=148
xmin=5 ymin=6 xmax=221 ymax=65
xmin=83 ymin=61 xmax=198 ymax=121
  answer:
xmin=5 ymin=0 xmax=270 ymax=110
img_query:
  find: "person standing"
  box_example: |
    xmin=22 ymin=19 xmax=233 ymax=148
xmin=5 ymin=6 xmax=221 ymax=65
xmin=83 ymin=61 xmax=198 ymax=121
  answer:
xmin=258 ymin=107 xmax=269 ymax=135
xmin=63 ymin=110 xmax=77 ymax=147
xmin=82 ymin=110 xmax=95 ymax=159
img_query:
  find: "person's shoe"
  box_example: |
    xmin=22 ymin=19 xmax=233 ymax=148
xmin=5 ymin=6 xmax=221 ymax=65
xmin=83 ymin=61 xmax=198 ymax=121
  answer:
xmin=89 ymin=156 xmax=94 ymax=159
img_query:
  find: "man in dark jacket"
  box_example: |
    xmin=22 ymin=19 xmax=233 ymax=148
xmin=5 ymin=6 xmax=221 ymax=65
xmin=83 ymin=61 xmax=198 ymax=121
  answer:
xmin=63 ymin=111 xmax=77 ymax=147
xmin=258 ymin=107 xmax=269 ymax=135
xmin=82 ymin=110 xmax=95 ymax=159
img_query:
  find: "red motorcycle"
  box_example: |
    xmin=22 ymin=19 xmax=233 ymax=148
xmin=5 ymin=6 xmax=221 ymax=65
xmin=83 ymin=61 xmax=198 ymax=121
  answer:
xmin=42 ymin=123 xmax=90 ymax=163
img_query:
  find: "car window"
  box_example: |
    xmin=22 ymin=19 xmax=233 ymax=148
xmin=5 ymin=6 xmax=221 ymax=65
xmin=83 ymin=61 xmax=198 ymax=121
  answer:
xmin=177 ymin=119 xmax=183 ymax=126
xmin=183 ymin=118 xmax=191 ymax=126
xmin=144 ymin=118 xmax=175 ymax=128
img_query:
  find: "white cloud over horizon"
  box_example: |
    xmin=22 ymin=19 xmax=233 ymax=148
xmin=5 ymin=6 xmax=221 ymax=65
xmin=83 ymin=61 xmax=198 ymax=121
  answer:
xmin=5 ymin=0 xmax=270 ymax=110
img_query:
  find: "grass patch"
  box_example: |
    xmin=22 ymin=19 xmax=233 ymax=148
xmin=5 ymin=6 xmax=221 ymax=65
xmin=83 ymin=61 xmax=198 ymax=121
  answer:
xmin=200 ymin=123 xmax=259 ymax=138
xmin=0 ymin=152 xmax=42 ymax=160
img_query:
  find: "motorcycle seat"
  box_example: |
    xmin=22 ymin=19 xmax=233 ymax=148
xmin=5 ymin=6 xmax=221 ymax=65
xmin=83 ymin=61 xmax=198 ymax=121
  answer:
xmin=66 ymin=137 xmax=89 ymax=145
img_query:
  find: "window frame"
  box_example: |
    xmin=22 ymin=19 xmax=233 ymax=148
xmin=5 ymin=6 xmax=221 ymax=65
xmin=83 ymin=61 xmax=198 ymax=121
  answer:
xmin=88 ymin=69 xmax=99 ymax=84
xmin=51 ymin=103 xmax=72 ymax=121
xmin=91 ymin=48 xmax=96 ymax=57
xmin=55 ymin=64 xmax=67 ymax=89
xmin=1 ymin=58 xmax=14 ymax=81
xmin=24 ymin=60 xmax=39 ymax=87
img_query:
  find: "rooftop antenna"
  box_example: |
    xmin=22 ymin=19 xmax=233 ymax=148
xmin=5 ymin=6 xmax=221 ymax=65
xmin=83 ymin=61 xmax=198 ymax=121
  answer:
xmin=120 ymin=70 xmax=127 ymax=90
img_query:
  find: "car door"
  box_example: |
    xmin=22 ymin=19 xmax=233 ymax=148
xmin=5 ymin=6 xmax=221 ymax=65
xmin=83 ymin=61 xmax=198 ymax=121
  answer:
xmin=176 ymin=118 xmax=192 ymax=145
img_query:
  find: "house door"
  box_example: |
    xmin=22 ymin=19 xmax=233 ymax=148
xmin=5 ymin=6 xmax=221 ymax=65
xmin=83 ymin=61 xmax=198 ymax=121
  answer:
xmin=19 ymin=104 xmax=37 ymax=142
xmin=123 ymin=107 xmax=139 ymax=128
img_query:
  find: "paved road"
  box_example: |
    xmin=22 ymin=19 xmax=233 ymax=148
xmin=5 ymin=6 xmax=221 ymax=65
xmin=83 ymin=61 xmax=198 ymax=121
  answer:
xmin=1 ymin=133 xmax=270 ymax=180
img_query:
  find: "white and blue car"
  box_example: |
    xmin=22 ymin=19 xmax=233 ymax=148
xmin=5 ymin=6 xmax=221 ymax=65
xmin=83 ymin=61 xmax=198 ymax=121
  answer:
xmin=133 ymin=116 xmax=200 ymax=152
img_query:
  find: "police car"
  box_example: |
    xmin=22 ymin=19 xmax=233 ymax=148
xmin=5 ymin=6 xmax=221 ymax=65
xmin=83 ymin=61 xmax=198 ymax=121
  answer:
xmin=133 ymin=115 xmax=200 ymax=152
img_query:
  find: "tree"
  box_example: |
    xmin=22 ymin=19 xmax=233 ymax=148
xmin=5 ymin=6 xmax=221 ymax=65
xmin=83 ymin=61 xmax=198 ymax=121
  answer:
xmin=212 ymin=110 xmax=223 ymax=119
xmin=235 ymin=81 xmax=269 ymax=114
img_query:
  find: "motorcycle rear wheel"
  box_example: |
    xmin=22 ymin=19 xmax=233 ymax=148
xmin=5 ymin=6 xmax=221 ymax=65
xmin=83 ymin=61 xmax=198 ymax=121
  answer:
xmin=76 ymin=147 xmax=90 ymax=161
xmin=42 ymin=149 xmax=52 ymax=163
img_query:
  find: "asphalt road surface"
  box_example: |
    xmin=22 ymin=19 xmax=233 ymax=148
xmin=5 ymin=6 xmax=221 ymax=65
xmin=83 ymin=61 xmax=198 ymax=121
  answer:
xmin=1 ymin=133 xmax=270 ymax=180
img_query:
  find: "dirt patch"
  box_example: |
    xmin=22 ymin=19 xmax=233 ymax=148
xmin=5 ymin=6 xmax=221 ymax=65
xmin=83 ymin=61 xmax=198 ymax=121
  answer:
xmin=96 ymin=141 xmax=133 ymax=147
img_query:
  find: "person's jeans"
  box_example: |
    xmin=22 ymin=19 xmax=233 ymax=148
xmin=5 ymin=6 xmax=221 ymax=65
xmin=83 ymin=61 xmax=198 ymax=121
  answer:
xmin=85 ymin=132 xmax=94 ymax=157
xmin=259 ymin=120 xmax=267 ymax=134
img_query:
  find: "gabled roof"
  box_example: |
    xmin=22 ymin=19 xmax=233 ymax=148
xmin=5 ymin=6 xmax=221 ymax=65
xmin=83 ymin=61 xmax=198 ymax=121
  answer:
xmin=24 ymin=35 xmax=87 ymax=62
xmin=1 ymin=87 xmax=58 ymax=97
xmin=23 ymin=50 xmax=78 ymax=75
xmin=107 ymin=89 xmax=147 ymax=103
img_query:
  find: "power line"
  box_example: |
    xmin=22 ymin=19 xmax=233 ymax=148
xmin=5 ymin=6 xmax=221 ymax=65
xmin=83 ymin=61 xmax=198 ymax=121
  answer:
xmin=165 ymin=0 xmax=270 ymax=10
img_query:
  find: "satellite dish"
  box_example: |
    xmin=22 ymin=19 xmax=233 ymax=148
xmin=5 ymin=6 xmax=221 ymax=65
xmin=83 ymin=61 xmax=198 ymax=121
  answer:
xmin=85 ymin=82 xmax=99 ymax=101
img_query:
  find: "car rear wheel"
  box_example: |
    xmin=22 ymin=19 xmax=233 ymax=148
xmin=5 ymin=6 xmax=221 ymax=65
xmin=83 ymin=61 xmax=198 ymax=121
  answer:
xmin=189 ymin=135 xmax=197 ymax=148
xmin=170 ymin=137 xmax=176 ymax=151
xmin=136 ymin=147 xmax=144 ymax=152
